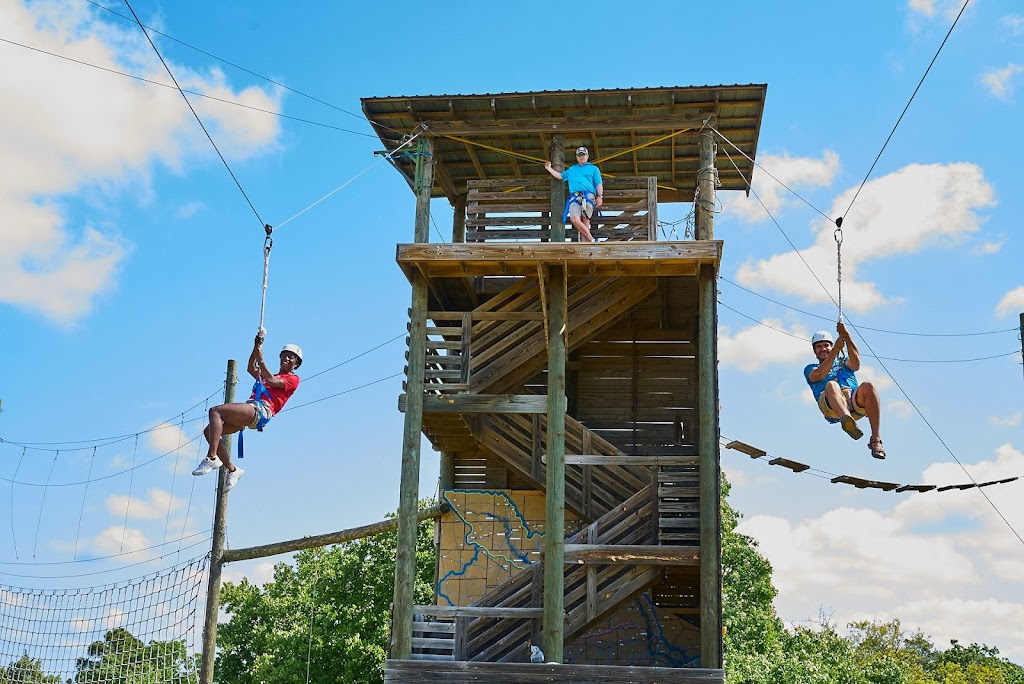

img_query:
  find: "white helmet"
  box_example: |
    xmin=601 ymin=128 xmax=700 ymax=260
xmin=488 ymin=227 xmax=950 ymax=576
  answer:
xmin=810 ymin=331 xmax=833 ymax=347
xmin=281 ymin=343 xmax=303 ymax=367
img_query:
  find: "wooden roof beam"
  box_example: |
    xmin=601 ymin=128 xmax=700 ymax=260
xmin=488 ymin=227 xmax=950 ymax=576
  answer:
xmin=424 ymin=112 xmax=716 ymax=137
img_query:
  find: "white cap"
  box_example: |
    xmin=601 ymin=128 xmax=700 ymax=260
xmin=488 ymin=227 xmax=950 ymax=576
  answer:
xmin=281 ymin=343 xmax=303 ymax=367
xmin=810 ymin=331 xmax=833 ymax=347
xmin=576 ymin=146 xmax=589 ymax=155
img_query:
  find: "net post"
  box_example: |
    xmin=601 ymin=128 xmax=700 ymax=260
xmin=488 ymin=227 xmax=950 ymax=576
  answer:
xmin=200 ymin=359 xmax=237 ymax=684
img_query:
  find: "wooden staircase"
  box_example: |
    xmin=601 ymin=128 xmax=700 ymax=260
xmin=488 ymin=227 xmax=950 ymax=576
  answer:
xmin=402 ymin=267 xmax=703 ymax=664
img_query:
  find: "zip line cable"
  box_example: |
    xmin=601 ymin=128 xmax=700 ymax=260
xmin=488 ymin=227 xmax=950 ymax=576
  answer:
xmin=718 ymin=300 xmax=1021 ymax=363
xmin=123 ymin=0 xmax=265 ymax=228
xmin=0 ymin=539 xmax=212 ymax=580
xmin=84 ymin=0 xmax=405 ymax=136
xmin=842 ymin=0 xmax=970 ymax=222
xmin=1 ymin=332 xmax=405 ymax=450
xmin=720 ymin=277 xmax=1017 ymax=337
xmin=719 ymin=134 xmax=1024 ymax=551
xmin=0 ymin=37 xmax=376 ymax=137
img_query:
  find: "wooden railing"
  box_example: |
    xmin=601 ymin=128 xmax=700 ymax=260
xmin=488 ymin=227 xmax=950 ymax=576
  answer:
xmin=464 ymin=177 xmax=658 ymax=243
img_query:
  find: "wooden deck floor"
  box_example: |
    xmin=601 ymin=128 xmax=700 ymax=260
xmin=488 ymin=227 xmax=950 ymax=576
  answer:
xmin=385 ymin=660 xmax=724 ymax=683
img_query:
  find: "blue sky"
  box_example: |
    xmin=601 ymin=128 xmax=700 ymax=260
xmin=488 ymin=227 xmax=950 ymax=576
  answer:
xmin=2 ymin=0 xmax=1023 ymax=662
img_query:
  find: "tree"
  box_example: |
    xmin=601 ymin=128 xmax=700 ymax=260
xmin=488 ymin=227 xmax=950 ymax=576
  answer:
xmin=73 ymin=627 xmax=196 ymax=684
xmin=0 ymin=654 xmax=60 ymax=684
xmin=214 ymin=503 xmax=435 ymax=684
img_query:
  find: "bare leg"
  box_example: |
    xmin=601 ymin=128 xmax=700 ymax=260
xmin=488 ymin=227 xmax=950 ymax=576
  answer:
xmin=823 ymin=381 xmax=851 ymax=420
xmin=203 ymin=403 xmax=256 ymax=471
xmin=854 ymin=382 xmax=882 ymax=442
xmin=568 ymin=215 xmax=594 ymax=242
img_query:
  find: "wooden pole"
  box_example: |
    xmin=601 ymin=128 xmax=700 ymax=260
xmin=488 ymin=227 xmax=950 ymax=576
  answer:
xmin=414 ymin=137 xmax=435 ymax=244
xmin=549 ymin=135 xmax=565 ymax=243
xmin=199 ymin=360 xmax=237 ymax=684
xmin=452 ymin=193 xmax=467 ymax=244
xmin=698 ymin=264 xmax=722 ymax=668
xmin=695 ymin=130 xmax=716 ymax=241
xmin=391 ymin=137 xmax=434 ymax=659
xmin=222 ymin=504 xmax=448 ymax=563
xmin=542 ymin=264 xmax=567 ymax=663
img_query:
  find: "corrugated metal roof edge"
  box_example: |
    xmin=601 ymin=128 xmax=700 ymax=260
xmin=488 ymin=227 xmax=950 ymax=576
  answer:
xmin=361 ymin=84 xmax=767 ymax=103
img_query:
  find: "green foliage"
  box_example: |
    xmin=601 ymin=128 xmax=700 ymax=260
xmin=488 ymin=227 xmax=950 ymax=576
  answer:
xmin=214 ymin=502 xmax=436 ymax=684
xmin=719 ymin=472 xmax=1024 ymax=683
xmin=73 ymin=627 xmax=196 ymax=684
xmin=0 ymin=654 xmax=60 ymax=684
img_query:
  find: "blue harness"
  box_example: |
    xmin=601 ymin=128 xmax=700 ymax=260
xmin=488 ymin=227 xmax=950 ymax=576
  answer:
xmin=237 ymin=379 xmax=272 ymax=459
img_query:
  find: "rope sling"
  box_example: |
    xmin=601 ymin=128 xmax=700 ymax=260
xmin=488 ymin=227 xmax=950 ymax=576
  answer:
xmin=238 ymin=224 xmax=274 ymax=460
xmin=834 ymin=217 xmax=844 ymax=323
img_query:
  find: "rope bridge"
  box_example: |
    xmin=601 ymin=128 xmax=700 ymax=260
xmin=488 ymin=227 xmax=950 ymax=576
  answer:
xmin=0 ymin=555 xmax=208 ymax=682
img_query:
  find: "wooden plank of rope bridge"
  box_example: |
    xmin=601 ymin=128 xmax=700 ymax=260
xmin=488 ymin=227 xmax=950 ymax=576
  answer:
xmin=564 ymin=544 xmax=700 ymax=565
xmin=768 ymin=457 xmax=810 ymax=473
xmin=896 ymin=484 xmax=938 ymax=493
xmin=830 ymin=475 xmax=900 ymax=491
xmin=724 ymin=439 xmax=767 ymax=458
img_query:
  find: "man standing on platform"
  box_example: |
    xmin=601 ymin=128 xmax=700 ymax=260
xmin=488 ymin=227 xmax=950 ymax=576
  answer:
xmin=545 ymin=146 xmax=604 ymax=242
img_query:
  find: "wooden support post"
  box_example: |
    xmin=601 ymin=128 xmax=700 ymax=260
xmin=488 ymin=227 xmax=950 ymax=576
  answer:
xmin=695 ymin=130 xmax=716 ymax=241
xmin=698 ymin=263 xmax=722 ymax=668
xmin=542 ymin=263 xmax=567 ymax=663
xmin=647 ymin=175 xmax=658 ymax=240
xmin=452 ymin=193 xmax=467 ymax=244
xmin=392 ymin=140 xmax=434 ymax=659
xmin=550 ymin=135 xmax=565 ymax=243
xmin=199 ymin=360 xmax=237 ymax=684
xmin=414 ymin=137 xmax=435 ymax=243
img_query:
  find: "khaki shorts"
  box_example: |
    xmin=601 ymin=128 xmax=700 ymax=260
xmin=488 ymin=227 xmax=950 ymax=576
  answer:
xmin=817 ymin=386 xmax=866 ymax=424
xmin=568 ymin=195 xmax=595 ymax=219
xmin=246 ymin=400 xmax=273 ymax=429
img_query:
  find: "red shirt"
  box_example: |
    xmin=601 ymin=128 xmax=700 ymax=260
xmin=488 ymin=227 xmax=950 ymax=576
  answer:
xmin=250 ymin=373 xmax=300 ymax=415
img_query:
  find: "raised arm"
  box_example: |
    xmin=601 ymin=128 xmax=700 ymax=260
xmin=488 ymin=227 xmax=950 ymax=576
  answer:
xmin=543 ymin=161 xmax=563 ymax=181
xmin=247 ymin=332 xmax=264 ymax=380
xmin=838 ymin=321 xmax=860 ymax=371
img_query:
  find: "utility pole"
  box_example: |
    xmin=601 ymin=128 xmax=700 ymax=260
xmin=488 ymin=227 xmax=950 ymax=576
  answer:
xmin=200 ymin=360 xmax=237 ymax=684
xmin=1019 ymin=312 xmax=1023 ymax=383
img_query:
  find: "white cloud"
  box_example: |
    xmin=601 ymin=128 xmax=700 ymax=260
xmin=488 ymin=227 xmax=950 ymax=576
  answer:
xmin=92 ymin=525 xmax=150 ymax=554
xmin=222 ymin=559 xmax=278 ymax=588
xmin=176 ymin=201 xmax=205 ymax=219
xmin=972 ymin=239 xmax=1005 ymax=255
xmin=719 ymin=320 xmax=811 ymax=372
xmin=0 ymin=0 xmax=281 ymax=324
xmin=907 ymin=0 xmax=967 ymax=21
xmin=981 ymin=64 xmax=1024 ymax=99
xmin=1002 ymin=15 xmax=1024 ymax=37
xmin=105 ymin=487 xmax=183 ymax=520
xmin=991 ymin=412 xmax=1023 ymax=427
xmin=995 ymin=286 xmax=1024 ymax=318
xmin=737 ymin=163 xmax=995 ymax=313
xmin=885 ymin=399 xmax=913 ymax=419
xmin=722 ymin=150 xmax=839 ymax=223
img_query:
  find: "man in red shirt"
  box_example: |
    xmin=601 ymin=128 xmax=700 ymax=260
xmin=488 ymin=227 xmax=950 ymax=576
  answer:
xmin=193 ymin=333 xmax=302 ymax=491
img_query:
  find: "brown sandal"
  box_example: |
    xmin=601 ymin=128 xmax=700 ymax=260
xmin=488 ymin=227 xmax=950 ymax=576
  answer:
xmin=841 ymin=415 xmax=864 ymax=441
xmin=869 ymin=438 xmax=886 ymax=460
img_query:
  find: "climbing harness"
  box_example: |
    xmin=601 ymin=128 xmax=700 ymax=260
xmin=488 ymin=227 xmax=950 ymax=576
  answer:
xmin=562 ymin=191 xmax=600 ymax=223
xmin=834 ymin=216 xmax=844 ymax=323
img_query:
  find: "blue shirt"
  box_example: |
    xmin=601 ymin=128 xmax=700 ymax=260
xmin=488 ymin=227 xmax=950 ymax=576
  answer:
xmin=804 ymin=356 xmax=858 ymax=402
xmin=561 ymin=163 xmax=602 ymax=195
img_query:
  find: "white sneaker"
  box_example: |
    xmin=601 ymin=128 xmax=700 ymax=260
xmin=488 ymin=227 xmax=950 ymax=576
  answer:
xmin=192 ymin=457 xmax=222 ymax=476
xmin=224 ymin=467 xmax=245 ymax=492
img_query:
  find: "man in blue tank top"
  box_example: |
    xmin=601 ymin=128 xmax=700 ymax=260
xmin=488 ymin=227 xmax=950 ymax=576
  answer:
xmin=804 ymin=322 xmax=886 ymax=459
xmin=544 ymin=146 xmax=604 ymax=242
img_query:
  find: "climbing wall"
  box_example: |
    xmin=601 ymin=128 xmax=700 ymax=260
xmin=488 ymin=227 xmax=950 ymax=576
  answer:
xmin=437 ymin=489 xmax=584 ymax=606
xmin=565 ymin=596 xmax=701 ymax=667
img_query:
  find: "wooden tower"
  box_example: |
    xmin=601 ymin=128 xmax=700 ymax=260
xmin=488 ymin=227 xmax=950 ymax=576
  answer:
xmin=363 ymin=85 xmax=766 ymax=682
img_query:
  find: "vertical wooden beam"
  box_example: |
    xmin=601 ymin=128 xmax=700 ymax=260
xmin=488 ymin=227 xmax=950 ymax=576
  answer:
xmin=647 ymin=176 xmax=659 ymax=241
xmin=549 ymin=135 xmax=565 ymax=243
xmin=452 ymin=193 xmax=467 ymax=244
xmin=414 ymin=137 xmax=435 ymax=243
xmin=698 ymin=263 xmax=722 ymax=668
xmin=391 ymin=138 xmax=434 ymax=659
xmin=695 ymin=130 xmax=716 ymax=241
xmin=542 ymin=263 xmax=567 ymax=663
xmin=199 ymin=360 xmax=237 ymax=684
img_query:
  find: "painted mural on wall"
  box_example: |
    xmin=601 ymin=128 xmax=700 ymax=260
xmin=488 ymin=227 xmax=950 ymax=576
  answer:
xmin=437 ymin=488 xmax=700 ymax=666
